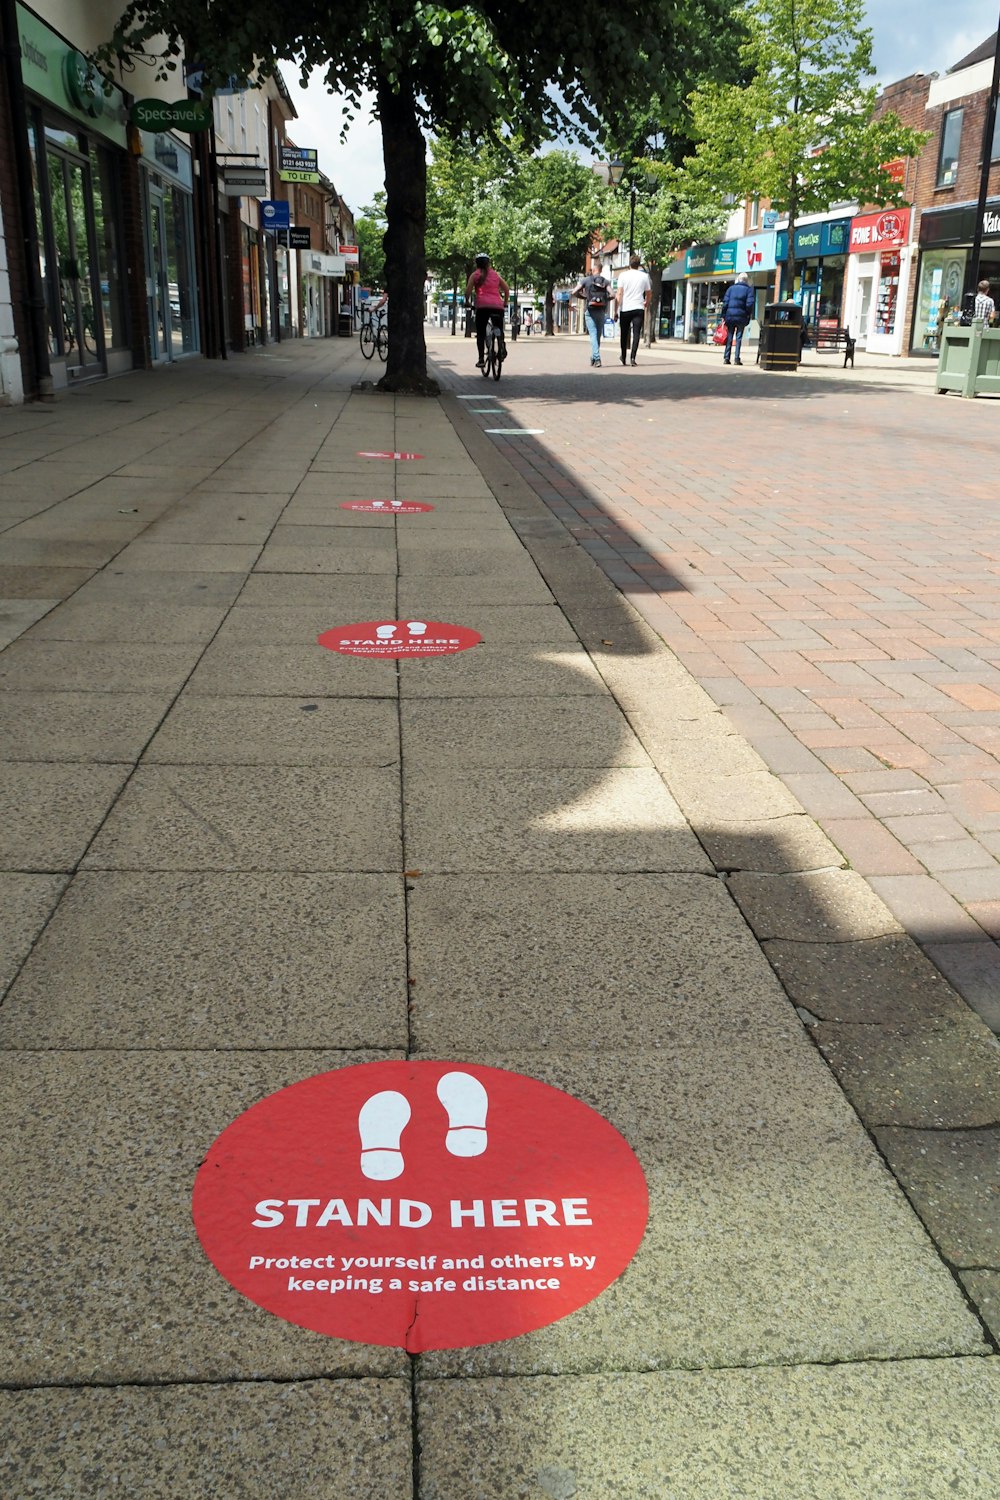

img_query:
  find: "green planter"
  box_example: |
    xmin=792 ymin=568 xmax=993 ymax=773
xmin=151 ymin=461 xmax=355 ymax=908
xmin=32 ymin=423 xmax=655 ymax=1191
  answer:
xmin=936 ymin=322 xmax=1000 ymax=397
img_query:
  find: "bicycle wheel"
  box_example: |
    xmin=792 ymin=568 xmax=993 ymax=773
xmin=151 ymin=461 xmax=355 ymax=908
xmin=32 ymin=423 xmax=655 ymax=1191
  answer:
xmin=376 ymin=324 xmax=388 ymax=362
xmin=360 ymin=322 xmax=375 ymax=359
xmin=491 ymin=332 xmax=504 ymax=380
xmin=481 ymin=331 xmax=492 ymax=377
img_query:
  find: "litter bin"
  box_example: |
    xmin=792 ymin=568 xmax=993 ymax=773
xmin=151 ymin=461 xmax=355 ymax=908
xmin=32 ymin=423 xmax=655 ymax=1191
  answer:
xmin=759 ymin=301 xmax=803 ymax=372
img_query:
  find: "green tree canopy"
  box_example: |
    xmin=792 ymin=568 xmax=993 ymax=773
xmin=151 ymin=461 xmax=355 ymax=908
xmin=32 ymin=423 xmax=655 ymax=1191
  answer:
xmin=99 ymin=0 xmax=738 ymax=390
xmin=686 ymin=0 xmax=928 ymax=290
xmin=355 ymin=194 xmax=387 ymax=291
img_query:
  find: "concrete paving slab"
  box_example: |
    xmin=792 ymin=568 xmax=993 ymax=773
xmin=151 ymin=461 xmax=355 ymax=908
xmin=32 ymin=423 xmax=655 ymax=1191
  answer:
xmin=0 ymin=564 xmax=91 ymax=597
xmin=416 ymin=1047 xmax=986 ymax=1376
xmin=409 ymin=873 xmax=792 ymax=1050
xmin=765 ymin=935 xmax=969 ymax=1024
xmin=0 ymin=639 xmax=202 ymax=694
xmin=0 ymin=597 xmax=59 ymax=648
xmin=254 ymin=543 xmax=397 ymax=574
xmin=137 ymin=516 xmax=279 ymax=544
xmin=729 ymin=868 xmax=904 ymax=941
xmin=396 ymin=578 xmax=555 ymax=610
xmin=0 ymin=873 xmax=66 ymax=994
xmin=0 ymin=537 xmax=120 ymax=568
xmin=69 ymin=568 xmax=245 ymax=606
xmin=417 ymin=1361 xmax=1000 ymax=1500
xmin=0 ymin=1379 xmax=413 ymax=1499
xmin=874 ymin=1126 xmax=999 ymax=1266
xmin=398 ymin=547 xmax=542 ymax=578
xmin=814 ymin=1016 xmax=1000 ymax=1127
xmin=0 ymin=762 xmax=130 ymax=870
xmin=662 ymin=768 xmax=806 ymax=823
xmin=398 ymin=644 xmax=606 ymax=698
xmin=404 ymin=767 xmax=710 ymax=872
xmin=401 ymin=697 xmax=651 ymax=769
xmin=144 ymin=695 xmax=398 ymax=765
xmin=396 ymin=528 xmax=525 ymax=553
xmin=82 ymin=764 xmax=401 ymax=870
xmin=0 ymin=1051 xmax=408 ymax=1384
xmin=232 ymin=576 xmax=397 ymax=611
xmin=2 ymin=872 xmax=407 ymax=1049
xmin=186 ymin=639 xmax=397 ymax=698
xmin=959 ymin=1271 xmax=1000 ymax=1343
xmin=0 ymin=690 xmax=171 ymax=762
xmin=25 ymin=600 xmax=228 ymax=643
xmin=270 ymin=523 xmax=397 ymax=550
xmin=110 ymin=541 xmax=262 ymax=573
xmin=698 ymin=814 xmax=844 ymax=873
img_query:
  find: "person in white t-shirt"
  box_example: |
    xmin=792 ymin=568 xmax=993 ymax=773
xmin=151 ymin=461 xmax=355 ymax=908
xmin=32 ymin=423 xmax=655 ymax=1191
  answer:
xmin=615 ymin=254 xmax=652 ymax=366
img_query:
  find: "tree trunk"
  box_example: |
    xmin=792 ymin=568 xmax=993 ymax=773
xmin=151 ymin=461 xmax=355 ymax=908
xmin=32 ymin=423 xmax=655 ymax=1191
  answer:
xmin=545 ymin=280 xmax=555 ymax=335
xmin=645 ymin=264 xmax=663 ymax=346
xmin=451 ymin=277 xmax=457 ymax=335
xmin=376 ymin=71 xmax=437 ymax=393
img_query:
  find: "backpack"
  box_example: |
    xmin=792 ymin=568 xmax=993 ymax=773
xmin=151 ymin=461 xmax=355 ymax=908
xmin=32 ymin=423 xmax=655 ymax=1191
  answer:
xmin=587 ymin=275 xmax=609 ymax=309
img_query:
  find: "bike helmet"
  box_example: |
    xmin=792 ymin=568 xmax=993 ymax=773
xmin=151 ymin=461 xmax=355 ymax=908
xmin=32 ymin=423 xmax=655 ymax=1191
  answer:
xmin=474 ymin=253 xmax=490 ymax=268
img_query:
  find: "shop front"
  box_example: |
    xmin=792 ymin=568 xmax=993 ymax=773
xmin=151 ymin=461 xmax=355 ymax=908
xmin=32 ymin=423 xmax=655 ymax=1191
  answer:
xmin=734 ymin=229 xmax=781 ymax=331
xmin=787 ymin=217 xmax=851 ymax=327
xmin=16 ymin=2 xmax=132 ymax=386
xmin=660 ymin=257 xmax=686 ymax=339
xmin=911 ymin=199 xmax=1000 ymax=355
xmin=138 ymin=131 xmax=200 ymax=361
xmin=684 ymin=239 xmax=736 ymax=340
xmin=844 ymin=208 xmax=912 ymax=355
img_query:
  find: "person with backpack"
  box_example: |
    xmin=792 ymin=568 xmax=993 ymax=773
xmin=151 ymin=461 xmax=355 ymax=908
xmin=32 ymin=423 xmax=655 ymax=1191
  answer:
xmin=573 ymin=265 xmax=612 ymax=366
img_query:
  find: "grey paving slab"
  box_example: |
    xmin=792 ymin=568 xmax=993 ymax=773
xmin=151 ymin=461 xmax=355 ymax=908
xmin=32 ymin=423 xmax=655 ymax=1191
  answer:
xmin=417 ymin=1362 xmax=1000 ymax=1500
xmin=186 ymin=639 xmax=397 ymax=698
xmin=400 ymin=697 xmax=651 ymax=769
xmin=959 ymin=1271 xmax=1000 ymax=1343
xmin=0 ymin=564 xmax=91 ymax=597
xmin=0 ymin=639 xmax=202 ymax=694
xmin=874 ymin=1126 xmax=1000 ymax=1266
xmin=765 ymin=935 xmax=970 ymax=1024
xmin=0 ymin=762 xmax=130 ymax=871
xmin=82 ymin=765 xmax=401 ymax=871
xmin=3 ymin=872 xmax=406 ymax=1049
xmin=0 ymin=690 xmax=171 ymax=762
xmin=232 ymin=575 xmax=397 ymax=612
xmin=404 ymin=767 xmax=710 ymax=872
xmin=110 ymin=541 xmax=262 ymax=572
xmin=396 ymin=528 xmax=525 ymax=554
xmin=7 ymin=516 xmax=148 ymax=543
xmin=0 ymin=873 xmax=66 ymax=994
xmin=729 ymin=867 xmax=904 ymax=941
xmin=662 ymin=767 xmax=805 ymax=823
xmin=698 ymin=813 xmax=844 ymax=873
xmin=25 ymin=599 xmax=228 ymax=642
xmin=0 ymin=597 xmax=59 ymax=648
xmin=398 ymin=546 xmax=541 ymax=578
xmin=0 ymin=538 xmax=121 ymax=568
xmin=416 ymin=1047 xmax=986 ymax=1377
xmin=398 ymin=643 xmax=606 ymax=697
xmin=269 ymin=523 xmax=397 ymax=550
xmin=1 ymin=1379 xmax=413 ymax=1500
xmin=255 ymin=543 xmax=397 ymax=574
xmin=409 ymin=873 xmax=792 ymax=1050
xmin=68 ymin=567 xmax=245 ymax=606
xmin=396 ymin=577 xmax=555 ymax=610
xmin=138 ymin=515 xmax=280 ymax=544
xmin=814 ymin=1016 xmax=1000 ymax=1128
xmin=144 ymin=695 xmax=398 ymax=765
xmin=0 ymin=1051 xmax=408 ymax=1384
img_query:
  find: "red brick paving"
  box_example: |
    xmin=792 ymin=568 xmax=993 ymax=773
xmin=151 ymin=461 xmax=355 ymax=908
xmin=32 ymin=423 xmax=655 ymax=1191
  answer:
xmin=435 ymin=336 xmax=1000 ymax=1026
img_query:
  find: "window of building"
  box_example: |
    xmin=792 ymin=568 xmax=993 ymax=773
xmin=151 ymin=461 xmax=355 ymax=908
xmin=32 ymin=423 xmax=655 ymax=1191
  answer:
xmin=991 ymin=107 xmax=1000 ymax=161
xmin=937 ymin=108 xmax=963 ymax=187
xmin=750 ymin=196 xmax=760 ymax=229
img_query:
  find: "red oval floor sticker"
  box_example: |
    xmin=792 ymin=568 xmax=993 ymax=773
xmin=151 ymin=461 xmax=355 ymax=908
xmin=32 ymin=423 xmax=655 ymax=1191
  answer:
xmin=357 ymin=450 xmax=423 ymax=460
xmin=317 ymin=620 xmax=481 ymax=659
xmin=192 ymin=1061 xmax=648 ymax=1351
xmin=340 ymin=500 xmax=435 ymax=514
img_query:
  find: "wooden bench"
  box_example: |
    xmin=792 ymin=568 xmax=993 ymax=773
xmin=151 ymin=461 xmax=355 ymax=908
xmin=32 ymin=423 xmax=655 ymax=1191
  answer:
xmin=805 ymin=324 xmax=856 ymax=367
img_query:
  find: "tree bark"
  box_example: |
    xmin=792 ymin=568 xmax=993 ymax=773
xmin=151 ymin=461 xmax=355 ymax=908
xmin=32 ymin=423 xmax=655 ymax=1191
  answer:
xmin=376 ymin=71 xmax=437 ymax=393
xmin=545 ymin=280 xmax=555 ymax=335
xmin=645 ymin=264 xmax=663 ymax=346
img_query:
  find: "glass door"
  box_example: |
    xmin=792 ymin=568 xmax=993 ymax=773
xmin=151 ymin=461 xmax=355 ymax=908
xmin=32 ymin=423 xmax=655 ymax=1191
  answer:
xmin=856 ymin=276 xmax=873 ymax=340
xmin=147 ymin=184 xmax=172 ymax=360
xmin=47 ymin=149 xmax=103 ymax=373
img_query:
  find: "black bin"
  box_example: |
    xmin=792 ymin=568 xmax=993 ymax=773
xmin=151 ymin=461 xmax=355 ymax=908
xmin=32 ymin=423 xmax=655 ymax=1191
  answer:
xmin=759 ymin=301 xmax=803 ymax=372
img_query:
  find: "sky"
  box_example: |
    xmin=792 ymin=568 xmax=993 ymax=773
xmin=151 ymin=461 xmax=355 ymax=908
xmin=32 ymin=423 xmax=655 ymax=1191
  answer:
xmin=280 ymin=1 xmax=999 ymax=221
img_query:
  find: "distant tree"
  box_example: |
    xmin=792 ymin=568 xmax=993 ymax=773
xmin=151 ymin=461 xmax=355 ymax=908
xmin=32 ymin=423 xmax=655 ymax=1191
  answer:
xmin=512 ymin=151 xmax=608 ymax=334
xmin=98 ymin=1 xmax=736 ymax=391
xmin=686 ymin=0 xmax=929 ymax=294
xmin=355 ymin=195 xmax=387 ymax=291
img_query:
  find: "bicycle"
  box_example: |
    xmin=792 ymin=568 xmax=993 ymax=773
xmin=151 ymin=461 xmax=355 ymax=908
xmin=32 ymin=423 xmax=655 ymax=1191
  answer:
xmin=482 ymin=313 xmax=506 ymax=380
xmin=360 ymin=306 xmax=388 ymax=362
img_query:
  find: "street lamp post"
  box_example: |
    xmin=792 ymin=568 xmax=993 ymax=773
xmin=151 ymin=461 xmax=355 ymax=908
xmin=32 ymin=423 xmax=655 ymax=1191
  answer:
xmin=607 ymin=158 xmax=636 ymax=257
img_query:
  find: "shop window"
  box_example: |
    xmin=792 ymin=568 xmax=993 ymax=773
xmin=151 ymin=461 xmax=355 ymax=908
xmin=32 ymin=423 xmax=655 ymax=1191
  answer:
xmin=937 ymin=109 xmax=962 ymax=187
xmin=90 ymin=146 xmax=127 ymax=350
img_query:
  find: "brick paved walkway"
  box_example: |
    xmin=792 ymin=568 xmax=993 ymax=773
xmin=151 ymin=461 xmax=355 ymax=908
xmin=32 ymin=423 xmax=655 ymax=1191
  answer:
xmin=432 ymin=331 xmax=1000 ymax=1030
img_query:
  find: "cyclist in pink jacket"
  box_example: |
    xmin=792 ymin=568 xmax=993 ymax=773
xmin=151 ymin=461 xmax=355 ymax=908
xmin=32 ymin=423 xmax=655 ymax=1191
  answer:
xmin=466 ymin=253 xmax=510 ymax=369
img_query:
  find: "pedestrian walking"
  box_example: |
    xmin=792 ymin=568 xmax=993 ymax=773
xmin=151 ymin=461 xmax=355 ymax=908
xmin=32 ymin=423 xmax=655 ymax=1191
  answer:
xmin=974 ymin=279 xmax=996 ymax=324
xmin=615 ymin=254 xmax=652 ymax=365
xmin=720 ymin=273 xmax=755 ymax=366
xmin=573 ymin=266 xmax=612 ymax=366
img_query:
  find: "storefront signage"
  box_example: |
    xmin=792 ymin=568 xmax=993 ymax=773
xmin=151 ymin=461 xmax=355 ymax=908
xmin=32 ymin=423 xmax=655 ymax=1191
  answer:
xmin=340 ymin=245 xmax=360 ymax=262
xmin=340 ymin=501 xmax=435 ymax=514
xmin=685 ymin=241 xmax=736 ymax=276
xmin=191 ymin=1061 xmax=649 ymax=1351
xmin=685 ymin=243 xmax=713 ymax=275
xmin=16 ymin=4 xmax=127 ymax=147
xmin=792 ymin=218 xmax=851 ymax=258
xmin=279 ymin=146 xmax=320 ymax=184
xmin=318 ymin=620 xmax=481 ymax=659
xmin=222 ymin=166 xmax=267 ymax=196
xmin=261 ymin=200 xmax=291 ymax=231
xmin=138 ymin=132 xmax=194 ymax=191
xmin=288 ymin=228 xmax=312 ymax=250
xmin=305 ymin=251 xmax=347 ymax=276
xmin=849 ymin=208 xmax=911 ymax=252
xmin=735 ymin=230 xmax=778 ymax=273
xmin=131 ymin=99 xmax=212 ymax=132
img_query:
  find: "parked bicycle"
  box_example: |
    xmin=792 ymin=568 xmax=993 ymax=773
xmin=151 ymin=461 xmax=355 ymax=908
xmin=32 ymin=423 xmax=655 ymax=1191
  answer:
xmin=360 ymin=303 xmax=388 ymax=362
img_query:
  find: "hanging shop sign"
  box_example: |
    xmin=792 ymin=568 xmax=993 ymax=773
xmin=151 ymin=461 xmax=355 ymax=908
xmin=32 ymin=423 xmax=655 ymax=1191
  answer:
xmin=279 ymin=146 xmax=320 ymax=184
xmin=192 ymin=1060 xmax=649 ymax=1351
xmin=130 ymin=99 xmax=212 ymax=132
xmin=339 ymin=245 xmax=360 ymax=263
xmin=317 ymin=620 xmax=481 ymax=660
xmin=260 ymin=200 xmax=291 ymax=231
xmin=849 ymin=208 xmax=911 ymax=253
xmin=288 ymin=228 xmax=312 ymax=250
xmin=222 ymin=165 xmax=267 ymax=196
xmin=15 ymin=4 xmax=127 ymax=146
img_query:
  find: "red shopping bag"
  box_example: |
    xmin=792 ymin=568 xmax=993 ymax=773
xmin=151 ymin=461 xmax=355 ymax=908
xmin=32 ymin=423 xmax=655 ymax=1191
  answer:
xmin=712 ymin=321 xmax=728 ymax=346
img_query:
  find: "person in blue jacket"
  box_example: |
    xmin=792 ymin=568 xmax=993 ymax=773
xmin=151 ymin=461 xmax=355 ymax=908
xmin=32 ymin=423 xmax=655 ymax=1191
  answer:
xmin=720 ymin=273 xmax=756 ymax=365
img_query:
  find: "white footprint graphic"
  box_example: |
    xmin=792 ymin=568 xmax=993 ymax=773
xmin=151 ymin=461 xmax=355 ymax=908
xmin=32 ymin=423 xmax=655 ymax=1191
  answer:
xmin=376 ymin=624 xmax=397 ymax=639
xmin=437 ymin=1071 xmax=488 ymax=1158
xmin=359 ymin=1090 xmax=411 ymax=1180
xmin=406 ymin=620 xmax=427 ymax=636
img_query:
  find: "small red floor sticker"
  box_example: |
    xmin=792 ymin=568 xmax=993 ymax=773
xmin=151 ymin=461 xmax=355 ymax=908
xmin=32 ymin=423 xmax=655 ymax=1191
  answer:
xmin=357 ymin=450 xmax=423 ymax=460
xmin=340 ymin=499 xmax=435 ymax=514
xmin=317 ymin=620 xmax=481 ymax=659
xmin=192 ymin=1061 xmax=648 ymax=1351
